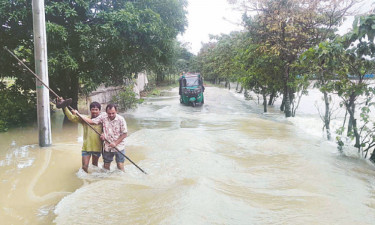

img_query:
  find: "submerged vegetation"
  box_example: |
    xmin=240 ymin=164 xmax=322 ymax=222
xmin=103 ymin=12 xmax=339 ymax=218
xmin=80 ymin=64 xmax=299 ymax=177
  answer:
xmin=111 ymin=86 xmax=140 ymax=111
xmin=0 ymin=81 xmax=36 ymax=131
xmin=194 ymin=0 xmax=375 ymax=162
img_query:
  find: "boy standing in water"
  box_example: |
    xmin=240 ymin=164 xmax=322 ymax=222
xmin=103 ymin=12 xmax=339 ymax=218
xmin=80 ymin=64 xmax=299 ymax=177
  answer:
xmin=75 ymin=104 xmax=127 ymax=172
xmin=60 ymin=100 xmax=103 ymax=173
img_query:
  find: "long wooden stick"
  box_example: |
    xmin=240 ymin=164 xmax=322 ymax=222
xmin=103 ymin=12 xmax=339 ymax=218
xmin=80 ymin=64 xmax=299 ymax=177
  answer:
xmin=4 ymin=46 xmax=147 ymax=174
xmin=4 ymin=47 xmax=60 ymax=97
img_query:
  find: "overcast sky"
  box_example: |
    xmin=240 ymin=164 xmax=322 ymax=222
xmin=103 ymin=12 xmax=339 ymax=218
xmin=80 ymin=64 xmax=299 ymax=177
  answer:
xmin=178 ymin=0 xmax=375 ymax=55
xmin=178 ymin=0 xmax=242 ymax=54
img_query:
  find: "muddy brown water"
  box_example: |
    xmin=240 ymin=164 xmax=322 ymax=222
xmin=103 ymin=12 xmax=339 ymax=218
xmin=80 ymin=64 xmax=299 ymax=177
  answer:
xmin=0 ymin=87 xmax=374 ymax=224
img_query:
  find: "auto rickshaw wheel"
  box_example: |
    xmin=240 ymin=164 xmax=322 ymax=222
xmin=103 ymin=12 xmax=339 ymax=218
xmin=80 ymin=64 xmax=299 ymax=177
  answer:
xmin=180 ymin=98 xmax=183 ymax=104
xmin=192 ymin=101 xmax=196 ymax=107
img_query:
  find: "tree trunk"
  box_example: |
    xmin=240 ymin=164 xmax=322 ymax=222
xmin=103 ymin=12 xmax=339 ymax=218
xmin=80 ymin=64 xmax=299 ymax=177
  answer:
xmin=352 ymin=116 xmax=360 ymax=149
xmin=323 ymin=91 xmax=331 ymax=140
xmin=156 ymin=72 xmax=165 ymax=84
xmin=284 ymin=66 xmax=292 ymax=117
xmin=347 ymin=98 xmax=355 ymax=137
xmin=280 ymin=92 xmax=285 ymax=111
xmin=268 ymin=90 xmax=275 ymax=105
xmin=346 ymin=98 xmax=360 ymax=149
xmin=347 ymin=116 xmax=353 ymax=136
xmin=370 ymin=151 xmax=375 ymax=163
xmin=238 ymin=86 xmax=243 ymax=93
xmin=289 ymin=88 xmax=295 ymax=106
xmin=262 ymin=90 xmax=267 ymax=113
xmin=284 ymin=93 xmax=291 ymax=117
xmin=236 ymin=82 xmax=239 ymax=91
xmin=244 ymin=89 xmax=249 ymax=100
xmin=71 ymin=73 xmax=79 ymax=110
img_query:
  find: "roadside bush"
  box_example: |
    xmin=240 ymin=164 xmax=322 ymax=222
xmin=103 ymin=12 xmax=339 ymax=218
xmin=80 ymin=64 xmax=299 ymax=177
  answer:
xmin=0 ymin=83 xmax=37 ymax=132
xmin=0 ymin=119 xmax=7 ymax=132
xmin=111 ymin=86 xmax=140 ymax=111
xmin=150 ymin=89 xmax=161 ymax=96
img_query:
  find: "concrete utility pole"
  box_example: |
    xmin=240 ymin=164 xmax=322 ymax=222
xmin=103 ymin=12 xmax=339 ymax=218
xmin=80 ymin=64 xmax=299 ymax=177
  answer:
xmin=32 ymin=0 xmax=52 ymax=147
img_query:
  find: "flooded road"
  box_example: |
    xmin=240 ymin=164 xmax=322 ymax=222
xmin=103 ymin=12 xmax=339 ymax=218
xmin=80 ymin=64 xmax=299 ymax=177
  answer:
xmin=1 ymin=86 xmax=375 ymax=224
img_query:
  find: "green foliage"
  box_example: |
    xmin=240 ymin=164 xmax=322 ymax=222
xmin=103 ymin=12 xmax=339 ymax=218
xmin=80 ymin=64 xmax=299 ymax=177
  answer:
xmin=195 ymin=42 xmax=217 ymax=82
xmin=174 ymin=42 xmax=196 ymax=74
xmin=150 ymin=89 xmax=161 ymax=96
xmin=195 ymin=32 xmax=244 ymax=84
xmin=228 ymin=0 xmax=354 ymax=117
xmin=0 ymin=82 xmax=37 ymax=132
xmin=351 ymin=14 xmax=375 ymax=48
xmin=195 ymin=0 xmax=353 ymax=116
xmin=240 ymin=0 xmax=350 ymax=62
xmin=236 ymin=33 xmax=284 ymax=97
xmin=0 ymin=119 xmax=7 ymax=132
xmin=298 ymin=40 xmax=346 ymax=134
xmin=308 ymin=13 xmax=375 ymax=159
xmin=111 ymin=86 xmax=139 ymax=111
xmin=154 ymin=41 xmax=196 ymax=83
xmin=336 ymin=135 xmax=344 ymax=152
xmin=1 ymin=0 xmax=188 ymax=110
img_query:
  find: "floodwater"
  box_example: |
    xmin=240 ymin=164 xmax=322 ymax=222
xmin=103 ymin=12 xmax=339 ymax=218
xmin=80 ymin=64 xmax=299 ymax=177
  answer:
xmin=0 ymin=86 xmax=375 ymax=225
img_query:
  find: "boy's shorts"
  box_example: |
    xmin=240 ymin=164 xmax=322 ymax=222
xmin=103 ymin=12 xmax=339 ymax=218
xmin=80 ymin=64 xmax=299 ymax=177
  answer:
xmin=82 ymin=151 xmax=101 ymax=157
xmin=103 ymin=150 xmax=125 ymax=163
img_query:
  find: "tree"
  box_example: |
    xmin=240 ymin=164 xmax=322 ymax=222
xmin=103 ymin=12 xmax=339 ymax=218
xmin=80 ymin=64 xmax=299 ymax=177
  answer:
xmin=195 ymin=42 xmax=218 ymax=83
xmin=299 ymin=12 xmax=375 ymax=162
xmin=234 ymin=32 xmax=283 ymax=112
xmin=333 ymin=51 xmax=375 ymax=159
xmin=333 ymin=13 xmax=375 ymax=161
xmin=0 ymin=0 xmax=188 ymax=109
xmin=195 ymin=32 xmax=244 ymax=87
xmin=300 ymin=40 xmax=346 ymax=140
xmin=174 ymin=42 xmax=195 ymax=74
xmin=230 ymin=0 xmax=356 ymax=117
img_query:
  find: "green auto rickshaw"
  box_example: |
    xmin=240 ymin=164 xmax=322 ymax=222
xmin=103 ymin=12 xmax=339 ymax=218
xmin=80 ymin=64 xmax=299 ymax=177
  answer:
xmin=179 ymin=73 xmax=205 ymax=107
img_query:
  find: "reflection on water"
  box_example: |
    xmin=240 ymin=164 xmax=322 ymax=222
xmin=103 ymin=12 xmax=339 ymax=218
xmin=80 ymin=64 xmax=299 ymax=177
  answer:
xmin=0 ymin=87 xmax=375 ymax=224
